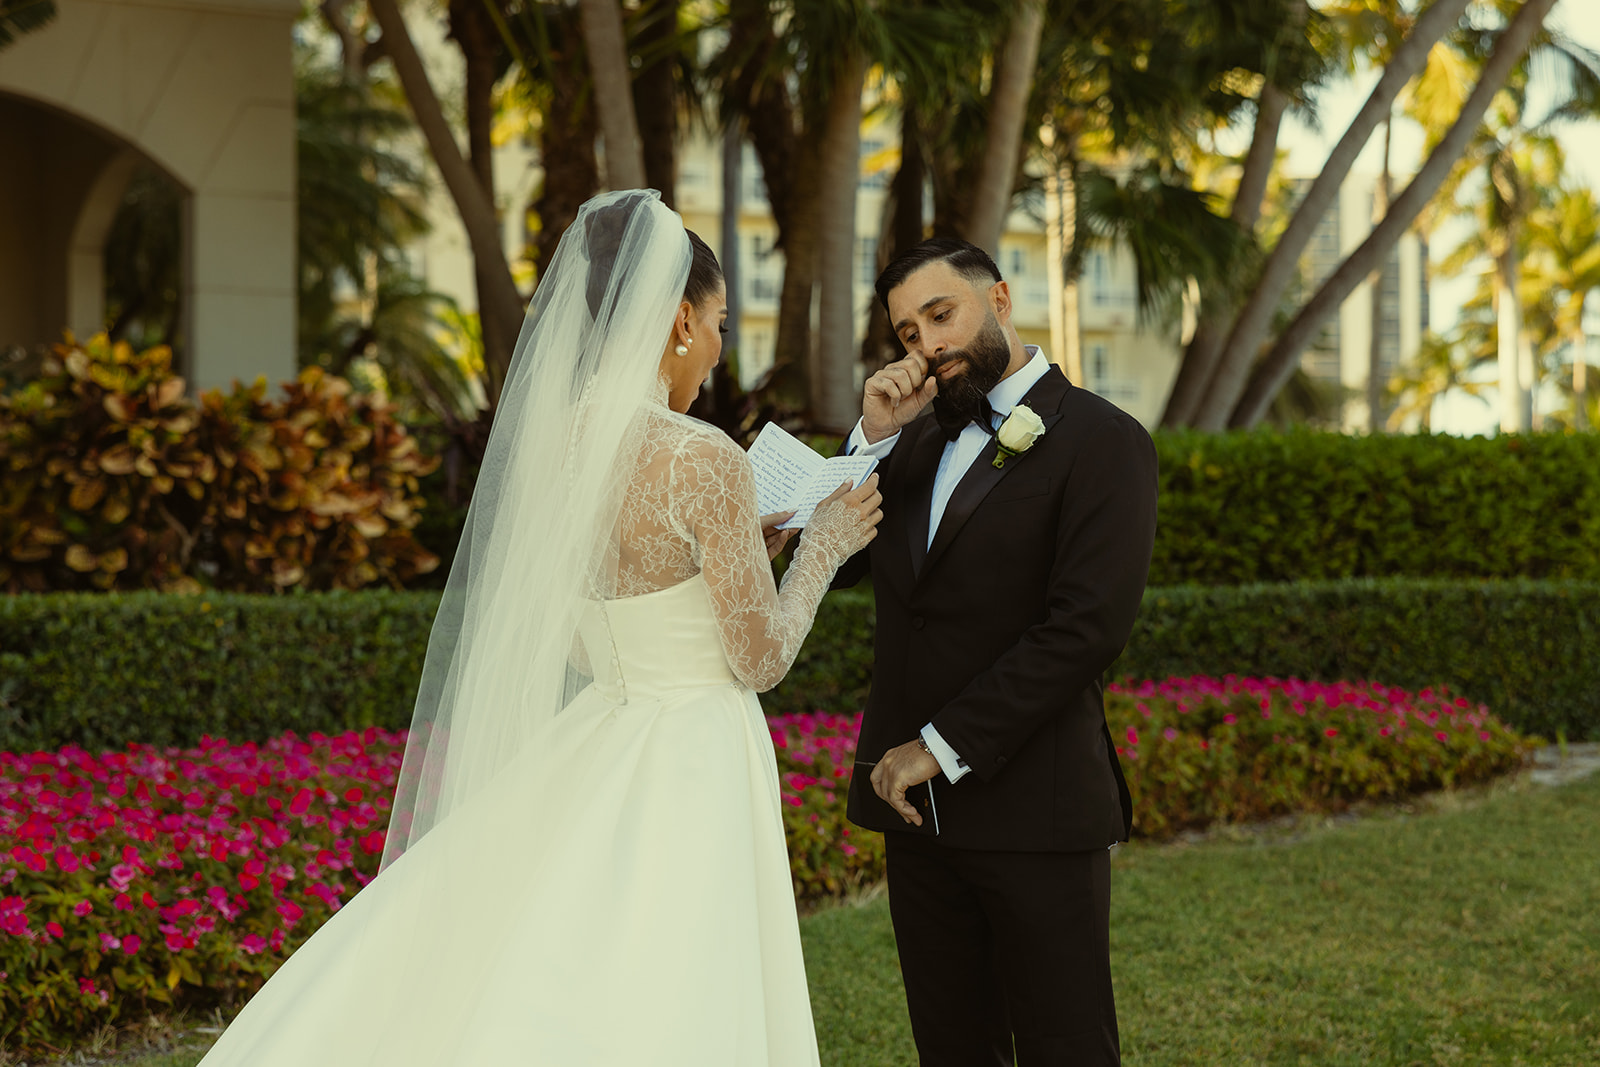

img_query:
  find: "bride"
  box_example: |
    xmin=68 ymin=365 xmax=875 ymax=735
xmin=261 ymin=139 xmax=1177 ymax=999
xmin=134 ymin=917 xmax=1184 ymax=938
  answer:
xmin=196 ymin=190 xmax=881 ymax=1065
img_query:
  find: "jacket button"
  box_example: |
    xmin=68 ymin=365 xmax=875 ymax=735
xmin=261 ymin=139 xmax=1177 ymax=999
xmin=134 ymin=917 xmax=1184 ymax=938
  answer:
xmin=912 ymin=615 xmax=925 ymax=630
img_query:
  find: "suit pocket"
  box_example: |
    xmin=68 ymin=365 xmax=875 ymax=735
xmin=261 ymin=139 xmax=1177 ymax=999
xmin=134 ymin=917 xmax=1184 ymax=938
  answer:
xmin=985 ymin=476 xmax=1051 ymax=505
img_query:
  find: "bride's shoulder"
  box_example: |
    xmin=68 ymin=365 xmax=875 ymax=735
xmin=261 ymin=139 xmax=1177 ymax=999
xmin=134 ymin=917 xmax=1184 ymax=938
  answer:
xmin=651 ymin=408 xmax=746 ymax=467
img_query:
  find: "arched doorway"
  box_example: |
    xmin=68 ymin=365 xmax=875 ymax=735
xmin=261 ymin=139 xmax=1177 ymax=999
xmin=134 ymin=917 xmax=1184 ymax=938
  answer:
xmin=0 ymin=0 xmax=298 ymax=392
xmin=0 ymin=94 xmax=186 ymax=365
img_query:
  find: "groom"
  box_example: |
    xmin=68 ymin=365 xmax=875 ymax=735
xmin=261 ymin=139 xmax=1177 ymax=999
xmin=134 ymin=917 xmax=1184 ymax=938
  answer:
xmin=832 ymin=238 xmax=1158 ymax=1065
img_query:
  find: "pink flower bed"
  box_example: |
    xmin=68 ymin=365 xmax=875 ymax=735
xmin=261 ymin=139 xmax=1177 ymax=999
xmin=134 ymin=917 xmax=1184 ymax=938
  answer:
xmin=769 ymin=712 xmax=881 ymax=902
xmin=1 ymin=729 xmax=403 ymax=1051
xmin=0 ymin=681 xmax=1529 ymax=1052
xmin=1104 ymin=676 xmax=1531 ymax=837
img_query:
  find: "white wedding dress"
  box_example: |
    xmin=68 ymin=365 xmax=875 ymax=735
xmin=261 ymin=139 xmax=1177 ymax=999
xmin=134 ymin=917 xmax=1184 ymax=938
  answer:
xmin=197 ymin=406 xmax=850 ymax=1066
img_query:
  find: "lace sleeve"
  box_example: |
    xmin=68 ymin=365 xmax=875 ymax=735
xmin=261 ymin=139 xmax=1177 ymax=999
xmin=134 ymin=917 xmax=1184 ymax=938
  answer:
xmin=679 ymin=431 xmax=854 ymax=692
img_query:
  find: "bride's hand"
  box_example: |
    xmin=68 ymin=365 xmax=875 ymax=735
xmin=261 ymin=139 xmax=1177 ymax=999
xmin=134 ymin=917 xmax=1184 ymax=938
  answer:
xmin=760 ymin=511 xmax=798 ymax=561
xmin=804 ymin=473 xmax=883 ymax=563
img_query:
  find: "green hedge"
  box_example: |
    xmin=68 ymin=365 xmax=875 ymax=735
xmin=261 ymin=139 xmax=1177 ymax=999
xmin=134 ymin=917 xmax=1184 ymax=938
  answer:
xmin=0 ymin=591 xmax=434 ymax=752
xmin=1150 ymin=430 xmax=1600 ymax=585
xmin=779 ymin=581 xmax=1600 ymax=741
xmin=3 ymin=579 xmax=1597 ymax=752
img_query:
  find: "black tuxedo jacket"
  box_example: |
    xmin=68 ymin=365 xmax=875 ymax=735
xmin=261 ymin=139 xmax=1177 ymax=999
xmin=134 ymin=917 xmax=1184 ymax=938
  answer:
xmin=834 ymin=366 xmax=1158 ymax=853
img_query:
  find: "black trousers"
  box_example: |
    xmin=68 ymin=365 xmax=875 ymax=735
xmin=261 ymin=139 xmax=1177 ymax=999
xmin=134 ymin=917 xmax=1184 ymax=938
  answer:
xmin=884 ymin=832 xmax=1119 ymax=1067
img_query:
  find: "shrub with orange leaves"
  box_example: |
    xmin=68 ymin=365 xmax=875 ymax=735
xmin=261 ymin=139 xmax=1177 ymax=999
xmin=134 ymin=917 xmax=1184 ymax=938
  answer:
xmin=0 ymin=335 xmax=439 ymax=593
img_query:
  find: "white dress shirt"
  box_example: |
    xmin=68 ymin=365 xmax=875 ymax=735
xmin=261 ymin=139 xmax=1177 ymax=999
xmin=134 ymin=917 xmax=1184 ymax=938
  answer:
xmin=844 ymin=346 xmax=1051 ymax=785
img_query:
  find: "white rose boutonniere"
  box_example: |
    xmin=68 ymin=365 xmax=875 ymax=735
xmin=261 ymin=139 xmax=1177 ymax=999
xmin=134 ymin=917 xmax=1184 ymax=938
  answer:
xmin=993 ymin=404 xmax=1047 ymax=468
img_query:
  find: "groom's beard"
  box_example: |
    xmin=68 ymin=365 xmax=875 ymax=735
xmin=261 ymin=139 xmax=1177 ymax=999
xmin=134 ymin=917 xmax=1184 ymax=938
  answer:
xmin=930 ymin=311 xmax=1012 ymax=440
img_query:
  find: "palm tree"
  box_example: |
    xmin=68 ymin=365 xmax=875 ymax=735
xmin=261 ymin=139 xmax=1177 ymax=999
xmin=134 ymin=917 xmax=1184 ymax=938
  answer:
xmin=0 ymin=0 xmax=53 ymax=49
xmin=1522 ymin=180 xmax=1600 ymax=429
xmin=578 ymin=0 xmax=646 ymax=189
xmin=1185 ymin=0 xmax=1476 ymax=430
xmin=367 ymin=0 xmax=525 ymax=402
xmin=294 ymin=62 xmax=432 ymax=367
xmin=712 ymin=0 xmax=964 ymax=428
xmin=1385 ymin=331 xmax=1491 ymax=431
xmin=1222 ymin=0 xmax=1582 ymax=430
xmin=964 ymin=0 xmax=1047 ymax=256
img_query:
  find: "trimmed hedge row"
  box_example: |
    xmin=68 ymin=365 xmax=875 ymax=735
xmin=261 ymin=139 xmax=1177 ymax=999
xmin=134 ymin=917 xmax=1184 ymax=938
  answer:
xmin=0 ymin=591 xmax=432 ymax=752
xmin=2 ymin=579 xmax=1596 ymax=752
xmin=1149 ymin=430 xmax=1600 ymax=585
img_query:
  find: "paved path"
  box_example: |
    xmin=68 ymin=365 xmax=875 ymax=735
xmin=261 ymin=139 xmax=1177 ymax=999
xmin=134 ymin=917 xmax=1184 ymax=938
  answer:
xmin=1526 ymin=741 xmax=1600 ymax=788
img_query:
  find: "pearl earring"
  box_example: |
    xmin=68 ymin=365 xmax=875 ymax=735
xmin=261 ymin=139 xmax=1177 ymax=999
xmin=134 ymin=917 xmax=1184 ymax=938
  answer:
xmin=674 ymin=344 xmax=689 ymax=357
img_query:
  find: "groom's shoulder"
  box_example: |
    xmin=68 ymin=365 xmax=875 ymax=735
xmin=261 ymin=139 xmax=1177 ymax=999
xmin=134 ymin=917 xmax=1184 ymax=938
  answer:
xmin=1056 ymin=382 xmax=1152 ymax=447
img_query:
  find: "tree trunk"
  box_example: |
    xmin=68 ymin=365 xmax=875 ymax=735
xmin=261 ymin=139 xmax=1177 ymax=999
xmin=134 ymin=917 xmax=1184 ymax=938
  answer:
xmin=319 ymin=0 xmax=363 ymax=81
xmin=578 ymin=0 xmax=646 ymax=190
xmin=859 ymin=104 xmax=927 ymax=372
xmin=367 ymin=0 xmax=523 ymax=401
xmin=718 ymin=119 xmax=742 ymax=407
xmin=1160 ymin=82 xmax=1286 ymax=427
xmin=1574 ymin=327 xmax=1589 ymax=431
xmin=632 ymin=0 xmax=677 ymax=206
xmin=1044 ymin=159 xmax=1081 ymax=380
xmin=1366 ymin=116 xmax=1392 ymax=433
xmin=814 ymin=47 xmax=867 ymax=431
xmin=450 ymin=0 xmax=508 ymax=396
xmin=534 ymin=20 xmax=600 ymax=279
xmin=1226 ymin=0 xmax=1559 ymax=429
xmin=769 ymin=143 xmax=820 ymax=409
xmin=893 ymin=106 xmax=926 ymax=258
xmin=1191 ymin=0 xmax=1474 ymax=430
xmin=963 ymin=0 xmax=1045 ymax=255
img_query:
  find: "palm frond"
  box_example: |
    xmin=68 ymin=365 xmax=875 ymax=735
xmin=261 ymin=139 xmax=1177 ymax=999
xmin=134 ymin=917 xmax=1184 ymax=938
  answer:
xmin=0 ymin=0 xmax=55 ymax=49
xmin=1077 ymin=162 xmax=1249 ymax=327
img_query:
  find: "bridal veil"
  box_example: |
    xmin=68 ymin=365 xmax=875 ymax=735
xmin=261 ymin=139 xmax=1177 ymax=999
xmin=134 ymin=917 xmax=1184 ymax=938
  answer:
xmin=381 ymin=189 xmax=692 ymax=871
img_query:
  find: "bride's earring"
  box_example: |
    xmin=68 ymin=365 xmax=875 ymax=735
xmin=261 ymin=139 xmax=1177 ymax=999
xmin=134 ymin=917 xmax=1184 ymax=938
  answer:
xmin=674 ymin=340 xmax=690 ymax=357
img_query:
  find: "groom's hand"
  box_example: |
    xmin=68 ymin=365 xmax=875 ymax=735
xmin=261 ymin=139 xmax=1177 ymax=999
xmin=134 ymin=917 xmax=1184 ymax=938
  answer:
xmin=862 ymin=353 xmax=938 ymax=444
xmin=870 ymin=740 xmax=941 ymax=826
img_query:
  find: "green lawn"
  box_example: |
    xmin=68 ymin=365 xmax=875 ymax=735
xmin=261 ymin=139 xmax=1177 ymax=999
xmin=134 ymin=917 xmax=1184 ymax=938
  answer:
xmin=33 ymin=771 xmax=1600 ymax=1067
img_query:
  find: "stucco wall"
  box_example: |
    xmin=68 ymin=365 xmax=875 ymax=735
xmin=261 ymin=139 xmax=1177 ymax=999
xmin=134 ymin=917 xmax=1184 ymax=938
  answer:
xmin=0 ymin=0 xmax=299 ymax=392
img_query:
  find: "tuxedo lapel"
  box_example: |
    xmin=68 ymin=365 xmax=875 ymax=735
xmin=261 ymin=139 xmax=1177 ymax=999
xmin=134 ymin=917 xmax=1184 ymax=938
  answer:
xmin=919 ymin=368 xmax=1071 ymax=582
xmin=902 ymin=422 xmax=945 ymax=579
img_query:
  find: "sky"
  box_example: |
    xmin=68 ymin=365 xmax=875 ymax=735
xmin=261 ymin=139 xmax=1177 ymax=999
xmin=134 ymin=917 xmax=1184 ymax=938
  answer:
xmin=1270 ymin=0 xmax=1600 ymax=434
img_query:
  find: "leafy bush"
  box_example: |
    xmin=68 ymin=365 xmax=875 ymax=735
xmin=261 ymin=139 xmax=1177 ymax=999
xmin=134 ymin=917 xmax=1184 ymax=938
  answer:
xmin=0 ymin=334 xmax=440 ymax=594
xmin=1150 ymin=429 xmax=1600 ymax=585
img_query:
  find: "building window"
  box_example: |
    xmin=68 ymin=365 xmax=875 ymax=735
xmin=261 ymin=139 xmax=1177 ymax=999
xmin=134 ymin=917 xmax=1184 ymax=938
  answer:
xmin=856 ymin=237 xmax=878 ymax=286
xmin=1009 ymin=248 xmax=1026 ymax=278
xmin=740 ymin=144 xmax=769 ymax=205
xmin=1089 ymin=343 xmax=1110 ymax=385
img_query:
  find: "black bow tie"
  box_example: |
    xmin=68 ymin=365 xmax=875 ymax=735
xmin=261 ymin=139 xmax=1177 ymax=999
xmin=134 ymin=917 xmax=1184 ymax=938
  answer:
xmin=937 ymin=396 xmax=998 ymax=442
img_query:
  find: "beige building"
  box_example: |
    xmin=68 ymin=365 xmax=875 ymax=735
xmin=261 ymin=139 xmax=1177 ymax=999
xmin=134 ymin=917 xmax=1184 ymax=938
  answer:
xmin=0 ymin=0 xmax=299 ymax=393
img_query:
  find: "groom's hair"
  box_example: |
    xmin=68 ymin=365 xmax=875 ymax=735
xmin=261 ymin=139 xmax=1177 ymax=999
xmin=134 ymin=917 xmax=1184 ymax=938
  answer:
xmin=874 ymin=238 xmax=1003 ymax=313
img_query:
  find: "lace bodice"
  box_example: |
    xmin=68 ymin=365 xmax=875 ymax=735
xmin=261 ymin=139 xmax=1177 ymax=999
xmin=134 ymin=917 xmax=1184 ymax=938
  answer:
xmin=598 ymin=405 xmax=858 ymax=692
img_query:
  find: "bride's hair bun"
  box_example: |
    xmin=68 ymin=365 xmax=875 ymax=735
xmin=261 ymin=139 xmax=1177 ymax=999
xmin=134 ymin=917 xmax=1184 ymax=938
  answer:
xmin=583 ymin=200 xmax=631 ymax=318
xmin=579 ymin=192 xmax=721 ymax=318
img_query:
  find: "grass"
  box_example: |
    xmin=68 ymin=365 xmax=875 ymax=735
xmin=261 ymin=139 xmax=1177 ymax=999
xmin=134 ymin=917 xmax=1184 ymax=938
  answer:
xmin=806 ymin=769 xmax=1600 ymax=1067
xmin=17 ymin=771 xmax=1599 ymax=1067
